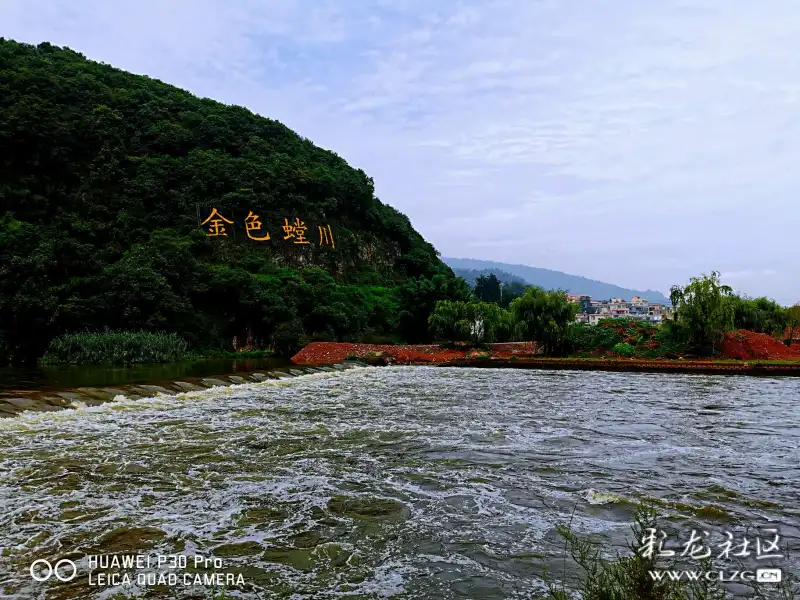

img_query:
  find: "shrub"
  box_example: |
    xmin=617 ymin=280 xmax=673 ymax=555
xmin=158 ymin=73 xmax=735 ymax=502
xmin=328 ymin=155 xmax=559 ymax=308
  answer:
xmin=39 ymin=330 xmax=188 ymax=365
xmin=612 ymin=342 xmax=635 ymax=357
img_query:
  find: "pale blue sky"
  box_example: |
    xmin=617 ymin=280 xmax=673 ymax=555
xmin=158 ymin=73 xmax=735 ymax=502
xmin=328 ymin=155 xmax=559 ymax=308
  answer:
xmin=4 ymin=0 xmax=798 ymax=303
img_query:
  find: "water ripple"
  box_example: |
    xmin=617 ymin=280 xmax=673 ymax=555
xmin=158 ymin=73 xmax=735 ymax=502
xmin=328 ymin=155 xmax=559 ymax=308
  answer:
xmin=0 ymin=367 xmax=798 ymax=598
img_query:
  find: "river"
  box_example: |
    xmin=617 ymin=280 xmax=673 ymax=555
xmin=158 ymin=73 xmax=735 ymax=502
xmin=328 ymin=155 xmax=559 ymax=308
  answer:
xmin=0 ymin=357 xmax=289 ymax=396
xmin=0 ymin=366 xmax=798 ymax=599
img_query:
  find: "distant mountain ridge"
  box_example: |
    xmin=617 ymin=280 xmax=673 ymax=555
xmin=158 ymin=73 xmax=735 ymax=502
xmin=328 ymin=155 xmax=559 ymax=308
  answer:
xmin=443 ymin=258 xmax=669 ymax=304
xmin=449 ymin=268 xmax=526 ymax=288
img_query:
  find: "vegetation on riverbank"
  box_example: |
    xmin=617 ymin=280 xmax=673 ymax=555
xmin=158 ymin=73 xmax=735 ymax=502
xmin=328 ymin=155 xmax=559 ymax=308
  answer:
xmin=0 ymin=39 xmax=467 ymax=364
xmin=430 ymin=271 xmax=798 ymax=360
xmin=39 ymin=331 xmax=189 ymax=365
xmin=36 ymin=329 xmax=279 ymax=365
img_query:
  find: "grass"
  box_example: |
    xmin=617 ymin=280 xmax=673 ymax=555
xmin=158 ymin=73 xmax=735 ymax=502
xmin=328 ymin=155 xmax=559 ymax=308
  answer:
xmin=543 ymin=504 xmax=797 ymax=600
xmin=39 ymin=330 xmax=189 ymax=365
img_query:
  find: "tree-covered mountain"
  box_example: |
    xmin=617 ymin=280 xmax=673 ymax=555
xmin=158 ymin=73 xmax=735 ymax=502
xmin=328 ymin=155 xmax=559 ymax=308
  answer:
xmin=443 ymin=258 xmax=670 ymax=304
xmin=450 ymin=268 xmax=526 ymax=288
xmin=0 ymin=39 xmax=468 ymax=362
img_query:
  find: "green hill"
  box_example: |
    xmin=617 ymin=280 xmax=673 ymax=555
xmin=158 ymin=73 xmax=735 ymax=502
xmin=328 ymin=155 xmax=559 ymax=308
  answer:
xmin=443 ymin=258 xmax=669 ymax=304
xmin=0 ymin=39 xmax=468 ymax=362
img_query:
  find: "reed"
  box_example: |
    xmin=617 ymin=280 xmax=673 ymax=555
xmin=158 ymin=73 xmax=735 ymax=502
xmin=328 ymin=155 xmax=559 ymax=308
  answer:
xmin=39 ymin=330 xmax=189 ymax=365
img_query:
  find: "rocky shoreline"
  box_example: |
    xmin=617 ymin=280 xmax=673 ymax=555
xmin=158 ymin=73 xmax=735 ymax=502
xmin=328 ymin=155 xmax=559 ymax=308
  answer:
xmin=0 ymin=362 xmax=367 ymax=418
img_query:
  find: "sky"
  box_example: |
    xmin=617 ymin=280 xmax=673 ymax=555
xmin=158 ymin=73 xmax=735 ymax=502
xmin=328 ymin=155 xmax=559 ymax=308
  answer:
xmin=3 ymin=0 xmax=799 ymax=303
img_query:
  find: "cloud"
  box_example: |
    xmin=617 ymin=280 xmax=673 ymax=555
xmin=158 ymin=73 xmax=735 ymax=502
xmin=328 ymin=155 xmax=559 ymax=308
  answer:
xmin=2 ymin=0 xmax=799 ymax=303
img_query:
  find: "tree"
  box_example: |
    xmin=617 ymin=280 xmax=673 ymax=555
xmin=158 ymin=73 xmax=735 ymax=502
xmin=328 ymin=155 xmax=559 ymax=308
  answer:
xmin=500 ymin=281 xmax=527 ymax=308
xmin=726 ymin=294 xmax=789 ymax=335
xmin=396 ymin=274 xmax=472 ymax=343
xmin=474 ymin=273 xmax=502 ymax=304
xmin=428 ymin=300 xmax=470 ymax=343
xmin=428 ymin=300 xmax=507 ymax=345
xmin=787 ymin=304 xmax=800 ymax=346
xmin=669 ymin=271 xmax=733 ymax=355
xmin=509 ymin=287 xmax=578 ymax=356
xmin=465 ymin=302 xmax=505 ymax=344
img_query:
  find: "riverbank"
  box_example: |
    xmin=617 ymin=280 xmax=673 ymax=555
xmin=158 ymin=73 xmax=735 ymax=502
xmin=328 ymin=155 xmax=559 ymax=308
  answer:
xmin=0 ymin=362 xmax=367 ymax=418
xmin=291 ymin=342 xmax=800 ymax=375
xmin=5 ymin=340 xmax=799 ymax=419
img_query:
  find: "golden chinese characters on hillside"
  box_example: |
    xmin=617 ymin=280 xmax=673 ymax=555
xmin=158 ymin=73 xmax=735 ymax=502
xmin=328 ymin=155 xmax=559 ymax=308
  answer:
xmin=200 ymin=208 xmax=334 ymax=248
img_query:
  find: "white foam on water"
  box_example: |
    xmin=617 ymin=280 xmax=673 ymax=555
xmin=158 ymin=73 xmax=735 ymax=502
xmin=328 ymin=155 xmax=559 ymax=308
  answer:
xmin=0 ymin=366 xmax=798 ymax=598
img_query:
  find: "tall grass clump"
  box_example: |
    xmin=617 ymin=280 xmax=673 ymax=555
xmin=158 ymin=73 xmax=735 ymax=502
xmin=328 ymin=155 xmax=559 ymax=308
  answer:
xmin=39 ymin=330 xmax=189 ymax=365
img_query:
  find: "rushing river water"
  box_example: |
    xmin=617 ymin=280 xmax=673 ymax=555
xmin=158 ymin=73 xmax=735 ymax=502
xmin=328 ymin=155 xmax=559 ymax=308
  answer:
xmin=0 ymin=366 xmax=798 ymax=599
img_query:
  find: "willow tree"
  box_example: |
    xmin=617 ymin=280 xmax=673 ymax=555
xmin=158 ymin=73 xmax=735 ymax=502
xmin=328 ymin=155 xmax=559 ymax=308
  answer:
xmin=509 ymin=287 xmax=578 ymax=356
xmin=428 ymin=300 xmax=507 ymax=345
xmin=669 ymin=271 xmax=734 ymax=355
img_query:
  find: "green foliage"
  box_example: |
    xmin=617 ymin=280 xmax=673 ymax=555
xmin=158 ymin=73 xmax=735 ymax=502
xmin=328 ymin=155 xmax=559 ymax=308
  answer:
xmin=0 ymin=39 xmax=464 ymax=362
xmin=669 ymin=272 xmax=734 ymax=356
xmin=568 ymin=320 xmax=626 ymax=352
xmin=567 ymin=318 xmax=690 ymax=359
xmin=612 ymin=342 xmax=635 ymax=357
xmin=40 ymin=330 xmax=188 ymax=365
xmin=428 ymin=300 xmax=469 ymax=342
xmin=510 ymin=287 xmax=578 ymax=356
xmin=428 ymin=300 xmax=508 ymax=344
xmin=495 ymin=306 xmax=516 ymax=342
xmin=787 ymin=304 xmax=800 ymax=346
xmin=450 ymin=267 xmax=526 ymax=288
xmin=474 ymin=273 xmax=502 ymax=304
xmin=648 ymin=321 xmax=691 ymax=358
xmin=500 ymin=280 xmax=528 ymax=308
xmin=725 ymin=295 xmax=789 ymax=335
xmin=396 ymin=274 xmax=472 ymax=343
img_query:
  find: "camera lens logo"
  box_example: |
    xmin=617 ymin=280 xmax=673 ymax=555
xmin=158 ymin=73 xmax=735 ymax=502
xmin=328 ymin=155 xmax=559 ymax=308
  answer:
xmin=756 ymin=568 xmax=783 ymax=583
xmin=30 ymin=559 xmax=77 ymax=582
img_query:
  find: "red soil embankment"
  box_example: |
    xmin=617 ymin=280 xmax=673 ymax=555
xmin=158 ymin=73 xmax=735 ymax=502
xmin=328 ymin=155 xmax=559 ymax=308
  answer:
xmin=291 ymin=342 xmax=537 ymax=366
xmin=783 ymin=326 xmax=800 ymax=342
xmin=292 ymin=334 xmax=800 ymax=369
xmin=291 ymin=341 xmax=800 ymax=375
xmin=720 ymin=330 xmax=800 ymax=361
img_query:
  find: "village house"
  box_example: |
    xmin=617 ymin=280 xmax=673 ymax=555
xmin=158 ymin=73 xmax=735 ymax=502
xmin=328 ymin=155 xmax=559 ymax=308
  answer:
xmin=574 ymin=295 xmax=673 ymax=325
